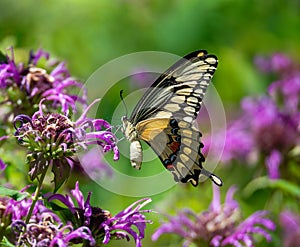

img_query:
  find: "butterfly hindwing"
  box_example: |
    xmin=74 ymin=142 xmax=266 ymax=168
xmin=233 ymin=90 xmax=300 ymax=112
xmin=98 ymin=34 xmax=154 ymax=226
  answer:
xmin=137 ymin=117 xmax=206 ymax=186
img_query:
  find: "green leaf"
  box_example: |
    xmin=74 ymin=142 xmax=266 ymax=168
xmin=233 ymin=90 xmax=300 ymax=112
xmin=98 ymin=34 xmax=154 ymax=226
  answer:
xmin=243 ymin=176 xmax=300 ymax=198
xmin=47 ymin=201 xmax=74 ymax=224
xmin=27 ymin=154 xmax=49 ymax=182
xmin=0 ymin=51 xmax=7 ymax=63
xmin=0 ymin=186 xmax=28 ymax=201
xmin=52 ymin=159 xmax=71 ymax=192
xmin=1 ymin=237 xmax=15 ymax=247
xmin=270 ymin=179 xmax=300 ymax=197
xmin=45 ymin=199 xmax=81 ymax=227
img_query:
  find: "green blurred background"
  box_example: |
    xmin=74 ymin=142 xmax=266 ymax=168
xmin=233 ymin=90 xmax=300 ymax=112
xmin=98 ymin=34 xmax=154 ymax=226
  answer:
xmin=1 ymin=0 xmax=299 ymax=246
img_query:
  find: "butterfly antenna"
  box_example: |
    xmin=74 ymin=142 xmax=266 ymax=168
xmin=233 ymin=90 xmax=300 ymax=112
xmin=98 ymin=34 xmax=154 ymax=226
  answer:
xmin=120 ymin=90 xmax=128 ymax=118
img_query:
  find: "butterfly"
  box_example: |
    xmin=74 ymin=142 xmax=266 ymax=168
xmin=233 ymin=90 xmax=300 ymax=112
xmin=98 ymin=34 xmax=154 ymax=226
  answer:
xmin=122 ymin=50 xmax=222 ymax=187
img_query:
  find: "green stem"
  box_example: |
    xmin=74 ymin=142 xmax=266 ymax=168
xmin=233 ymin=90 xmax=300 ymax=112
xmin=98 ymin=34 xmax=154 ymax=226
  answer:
xmin=16 ymin=163 xmax=49 ymax=246
xmin=25 ymin=164 xmax=49 ymax=224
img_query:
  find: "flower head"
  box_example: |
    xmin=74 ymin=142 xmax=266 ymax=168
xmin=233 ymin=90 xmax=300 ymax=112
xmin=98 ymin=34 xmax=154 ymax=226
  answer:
xmin=254 ymin=53 xmax=292 ymax=73
xmin=255 ymin=52 xmax=300 ymax=117
xmin=206 ymin=53 xmax=300 ymax=179
xmin=241 ymin=96 xmax=297 ymax=154
xmin=13 ymin=99 xmax=119 ymax=190
xmin=48 ymin=182 xmax=153 ymax=247
xmin=0 ymin=189 xmax=62 ymax=244
xmin=203 ymin=119 xmax=255 ymax=164
xmin=152 ymin=185 xmax=275 ymax=247
xmin=9 ymin=203 xmax=95 ymax=246
xmin=0 ymin=47 xmax=86 ymax=120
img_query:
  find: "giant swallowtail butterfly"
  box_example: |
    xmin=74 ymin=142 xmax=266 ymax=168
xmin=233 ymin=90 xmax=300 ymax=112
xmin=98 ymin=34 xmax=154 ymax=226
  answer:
xmin=122 ymin=50 xmax=222 ymax=187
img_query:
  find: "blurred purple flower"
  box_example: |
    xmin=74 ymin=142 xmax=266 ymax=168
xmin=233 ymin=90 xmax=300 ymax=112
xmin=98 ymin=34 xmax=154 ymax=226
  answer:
xmin=256 ymin=53 xmax=300 ymax=114
xmin=280 ymin=210 xmax=300 ymax=247
xmin=48 ymin=182 xmax=152 ymax=247
xmin=241 ymin=96 xmax=297 ymax=155
xmin=13 ymin=99 xmax=119 ymax=190
xmin=205 ymin=97 xmax=297 ymax=173
xmin=254 ymin=53 xmax=292 ymax=73
xmin=0 ymin=159 xmax=7 ymax=171
xmin=0 ymin=47 xmax=86 ymax=119
xmin=131 ymin=69 xmax=159 ymax=87
xmin=206 ymin=53 xmax=300 ymax=179
xmin=79 ymin=147 xmax=114 ymax=179
xmin=29 ymin=48 xmax=50 ymax=66
xmin=203 ymin=119 xmax=255 ymax=164
xmin=152 ymin=185 xmax=275 ymax=247
xmin=268 ymin=73 xmax=300 ymax=115
xmin=265 ymin=150 xmax=281 ymax=179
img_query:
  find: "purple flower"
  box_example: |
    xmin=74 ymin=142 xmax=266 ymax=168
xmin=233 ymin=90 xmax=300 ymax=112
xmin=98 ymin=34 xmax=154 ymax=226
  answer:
xmin=280 ymin=210 xmax=300 ymax=247
xmin=0 ymin=186 xmax=95 ymax=246
xmin=208 ymin=53 xmax=300 ymax=179
xmin=0 ymin=47 xmax=86 ymax=119
xmin=254 ymin=53 xmax=292 ymax=73
xmin=268 ymin=73 xmax=300 ymax=115
xmin=78 ymin=147 xmax=114 ymax=179
xmin=100 ymin=197 xmax=153 ymax=247
xmin=131 ymin=68 xmax=160 ymax=87
xmin=11 ymin=212 xmax=95 ymax=247
xmin=0 ymin=159 xmax=7 ymax=171
xmin=48 ymin=181 xmax=96 ymax=227
xmin=241 ymin=96 xmax=297 ymax=155
xmin=203 ymin=119 xmax=255 ymax=164
xmin=13 ymin=99 xmax=119 ymax=190
xmin=256 ymin=53 xmax=300 ymax=114
xmin=0 ymin=48 xmax=20 ymax=88
xmin=265 ymin=150 xmax=281 ymax=179
xmin=48 ymin=182 xmax=153 ymax=247
xmin=205 ymin=97 xmax=297 ymax=173
xmin=0 ymin=196 xmax=16 ymax=232
xmin=152 ymin=185 xmax=275 ymax=247
xmin=0 ymin=190 xmax=64 ymax=244
xmin=2 ymin=194 xmax=51 ymax=224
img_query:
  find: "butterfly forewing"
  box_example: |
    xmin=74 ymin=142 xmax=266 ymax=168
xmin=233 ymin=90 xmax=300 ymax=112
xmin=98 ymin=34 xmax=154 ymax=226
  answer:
xmin=130 ymin=50 xmax=218 ymax=124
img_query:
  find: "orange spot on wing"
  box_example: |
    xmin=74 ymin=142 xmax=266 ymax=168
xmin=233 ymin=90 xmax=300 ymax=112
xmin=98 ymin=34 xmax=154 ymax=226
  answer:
xmin=166 ymin=164 xmax=174 ymax=170
xmin=169 ymin=141 xmax=180 ymax=153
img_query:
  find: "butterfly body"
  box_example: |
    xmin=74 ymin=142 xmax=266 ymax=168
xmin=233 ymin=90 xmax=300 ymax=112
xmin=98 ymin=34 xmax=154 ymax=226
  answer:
xmin=121 ymin=50 xmax=222 ymax=187
xmin=122 ymin=116 xmax=143 ymax=169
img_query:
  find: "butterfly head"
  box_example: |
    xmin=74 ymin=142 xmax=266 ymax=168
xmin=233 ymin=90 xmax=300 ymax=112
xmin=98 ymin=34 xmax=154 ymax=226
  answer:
xmin=121 ymin=116 xmax=143 ymax=170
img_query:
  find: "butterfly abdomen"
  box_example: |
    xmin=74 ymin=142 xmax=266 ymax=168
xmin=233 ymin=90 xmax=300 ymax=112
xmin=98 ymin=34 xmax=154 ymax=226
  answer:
xmin=130 ymin=140 xmax=143 ymax=170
